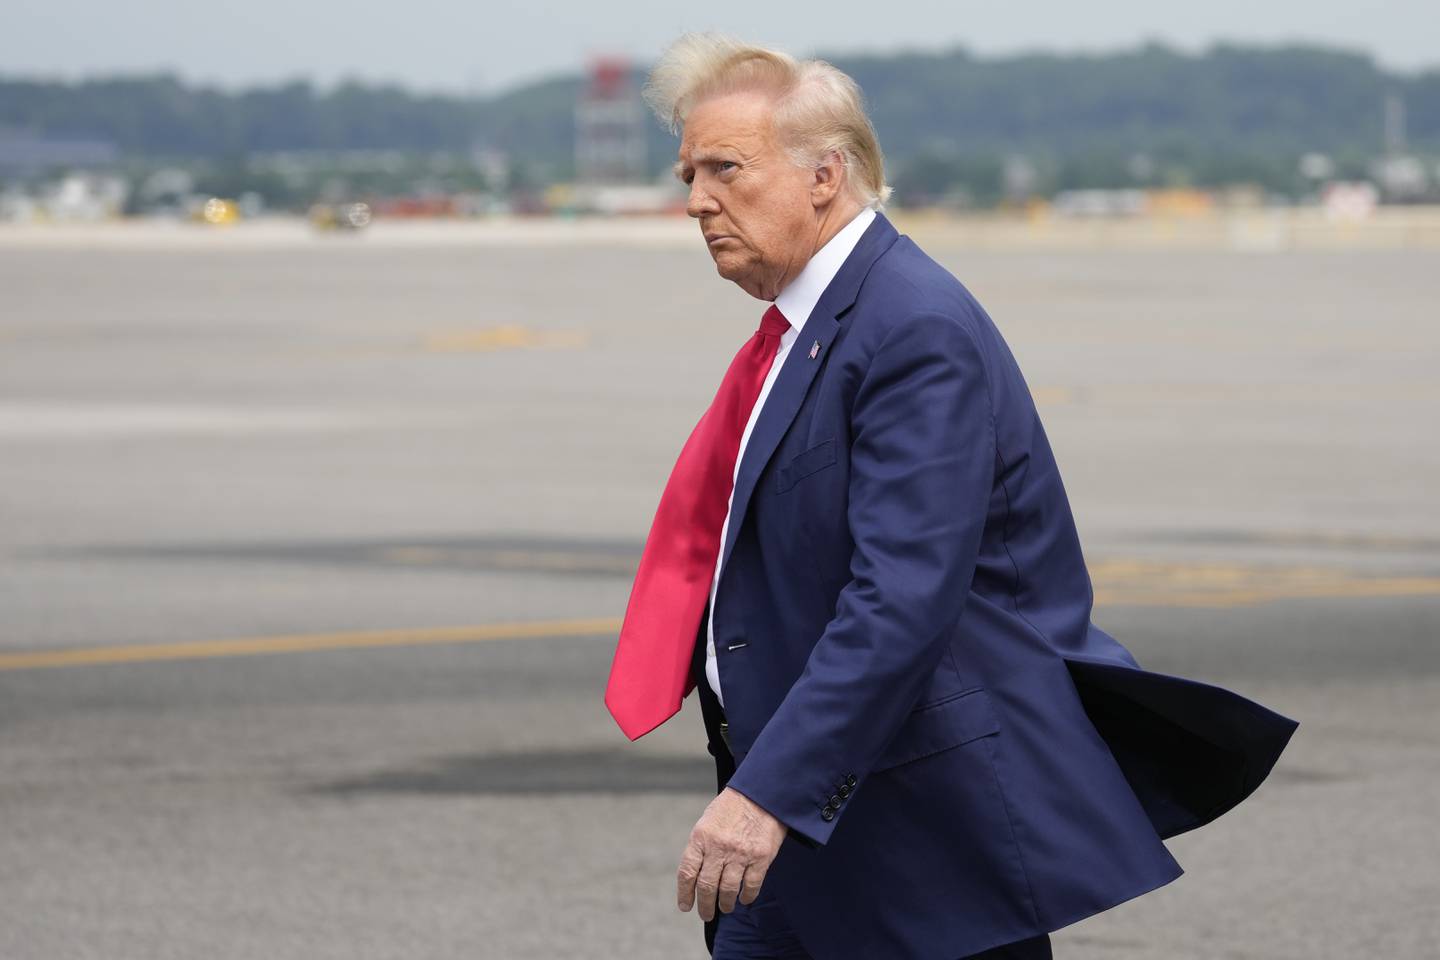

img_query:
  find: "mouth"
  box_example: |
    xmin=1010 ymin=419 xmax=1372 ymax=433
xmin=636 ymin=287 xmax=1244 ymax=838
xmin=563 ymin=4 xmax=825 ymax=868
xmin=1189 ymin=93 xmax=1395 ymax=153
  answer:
xmin=705 ymin=233 xmax=732 ymax=246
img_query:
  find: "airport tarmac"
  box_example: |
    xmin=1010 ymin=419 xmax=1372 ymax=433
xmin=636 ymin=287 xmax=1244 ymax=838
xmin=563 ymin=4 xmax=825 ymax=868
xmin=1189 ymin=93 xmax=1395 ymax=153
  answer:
xmin=0 ymin=223 xmax=1437 ymax=958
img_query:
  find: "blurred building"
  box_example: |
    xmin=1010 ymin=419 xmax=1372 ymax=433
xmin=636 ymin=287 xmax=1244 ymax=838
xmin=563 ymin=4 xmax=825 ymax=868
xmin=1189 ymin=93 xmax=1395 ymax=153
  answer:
xmin=0 ymin=127 xmax=125 ymax=221
xmin=574 ymin=57 xmax=646 ymax=185
xmin=0 ymin=172 xmax=128 ymax=222
xmin=1368 ymin=92 xmax=1432 ymax=202
xmin=569 ymin=56 xmax=680 ymax=215
xmin=0 ymin=127 xmax=118 ymax=178
xmin=1052 ymin=189 xmax=1148 ymax=217
xmin=1321 ymin=181 xmax=1380 ymax=220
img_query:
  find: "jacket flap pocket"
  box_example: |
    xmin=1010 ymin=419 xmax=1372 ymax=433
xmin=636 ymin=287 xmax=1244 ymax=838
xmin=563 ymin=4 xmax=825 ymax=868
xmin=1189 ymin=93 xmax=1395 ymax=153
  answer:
xmin=871 ymin=686 xmax=1001 ymax=772
xmin=775 ymin=437 xmax=837 ymax=493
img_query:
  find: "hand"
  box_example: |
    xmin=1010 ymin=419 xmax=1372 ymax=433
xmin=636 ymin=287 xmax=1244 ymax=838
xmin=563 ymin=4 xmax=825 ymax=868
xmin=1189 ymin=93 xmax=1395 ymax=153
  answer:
xmin=676 ymin=785 xmax=789 ymax=921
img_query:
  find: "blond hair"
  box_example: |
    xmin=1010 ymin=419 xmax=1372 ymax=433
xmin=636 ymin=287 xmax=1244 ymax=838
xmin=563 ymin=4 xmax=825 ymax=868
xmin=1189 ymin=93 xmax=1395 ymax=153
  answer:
xmin=643 ymin=32 xmax=893 ymax=210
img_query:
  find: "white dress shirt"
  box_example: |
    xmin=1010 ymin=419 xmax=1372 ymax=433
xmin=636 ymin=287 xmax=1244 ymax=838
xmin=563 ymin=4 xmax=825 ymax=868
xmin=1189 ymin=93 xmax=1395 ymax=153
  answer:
xmin=705 ymin=205 xmax=877 ymax=707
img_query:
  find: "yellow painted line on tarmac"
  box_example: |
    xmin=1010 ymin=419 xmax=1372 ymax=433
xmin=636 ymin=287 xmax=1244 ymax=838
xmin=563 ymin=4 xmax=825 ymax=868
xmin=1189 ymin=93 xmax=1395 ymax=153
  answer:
xmin=1095 ymin=576 xmax=1440 ymax=608
xmin=1028 ymin=386 xmax=1074 ymax=406
xmin=0 ymin=616 xmax=624 ymax=672
xmin=3 ymin=561 xmax=1438 ymax=672
xmin=1090 ymin=559 xmax=1440 ymax=608
xmin=1027 ymin=381 xmax=1440 ymax=408
xmin=370 ymin=545 xmax=636 ymax=574
xmin=421 ymin=325 xmax=588 ymax=353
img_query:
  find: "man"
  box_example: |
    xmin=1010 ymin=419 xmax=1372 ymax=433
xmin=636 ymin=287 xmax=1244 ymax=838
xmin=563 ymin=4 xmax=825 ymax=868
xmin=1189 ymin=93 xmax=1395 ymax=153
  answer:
xmin=603 ymin=32 xmax=1297 ymax=960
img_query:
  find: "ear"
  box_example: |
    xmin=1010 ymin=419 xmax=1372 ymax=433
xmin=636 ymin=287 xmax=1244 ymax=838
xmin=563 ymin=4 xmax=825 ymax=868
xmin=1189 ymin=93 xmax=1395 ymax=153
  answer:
xmin=809 ymin=149 xmax=846 ymax=209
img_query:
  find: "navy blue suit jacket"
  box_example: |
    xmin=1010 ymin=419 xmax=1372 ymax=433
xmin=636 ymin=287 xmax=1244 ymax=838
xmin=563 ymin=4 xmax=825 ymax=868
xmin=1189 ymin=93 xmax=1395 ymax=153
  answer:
xmin=686 ymin=211 xmax=1297 ymax=959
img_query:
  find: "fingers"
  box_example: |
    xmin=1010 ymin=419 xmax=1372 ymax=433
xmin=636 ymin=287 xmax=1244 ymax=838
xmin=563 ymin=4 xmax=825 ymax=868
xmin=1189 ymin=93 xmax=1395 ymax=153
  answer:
xmin=739 ymin=860 xmax=767 ymax=906
xmin=676 ymin=838 xmax=703 ymax=913
xmin=679 ymin=790 xmax=784 ymax=919
xmin=717 ymin=859 xmax=747 ymax=915
xmin=694 ymin=847 xmax=726 ymax=922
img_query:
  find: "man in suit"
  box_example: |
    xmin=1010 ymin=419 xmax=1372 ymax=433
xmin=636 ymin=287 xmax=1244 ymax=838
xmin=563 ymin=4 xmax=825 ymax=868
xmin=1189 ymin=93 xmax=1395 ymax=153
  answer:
xmin=603 ymin=32 xmax=1297 ymax=960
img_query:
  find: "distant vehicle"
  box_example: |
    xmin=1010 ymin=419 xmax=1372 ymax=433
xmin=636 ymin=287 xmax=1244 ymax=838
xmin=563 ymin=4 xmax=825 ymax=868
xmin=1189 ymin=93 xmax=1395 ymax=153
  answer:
xmin=195 ymin=197 xmax=240 ymax=225
xmin=371 ymin=196 xmax=453 ymax=218
xmin=308 ymin=201 xmax=372 ymax=231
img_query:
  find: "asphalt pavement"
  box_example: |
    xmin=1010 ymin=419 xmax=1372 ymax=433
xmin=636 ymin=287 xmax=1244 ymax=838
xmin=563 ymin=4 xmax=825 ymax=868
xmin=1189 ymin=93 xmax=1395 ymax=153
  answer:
xmin=1 ymin=223 xmax=1436 ymax=958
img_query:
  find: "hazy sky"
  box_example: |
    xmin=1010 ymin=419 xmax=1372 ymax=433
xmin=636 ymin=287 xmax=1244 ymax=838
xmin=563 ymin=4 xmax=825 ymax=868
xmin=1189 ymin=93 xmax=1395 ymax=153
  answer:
xmin=3 ymin=0 xmax=1436 ymax=95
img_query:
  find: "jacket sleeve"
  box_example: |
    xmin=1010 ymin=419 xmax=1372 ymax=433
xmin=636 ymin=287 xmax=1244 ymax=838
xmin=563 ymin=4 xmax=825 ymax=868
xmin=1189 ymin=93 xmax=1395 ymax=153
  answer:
xmin=723 ymin=309 xmax=997 ymax=847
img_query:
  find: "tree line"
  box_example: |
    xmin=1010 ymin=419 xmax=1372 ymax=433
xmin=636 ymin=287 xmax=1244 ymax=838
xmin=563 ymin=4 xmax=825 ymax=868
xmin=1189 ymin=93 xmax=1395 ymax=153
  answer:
xmin=2 ymin=41 xmax=1435 ymax=202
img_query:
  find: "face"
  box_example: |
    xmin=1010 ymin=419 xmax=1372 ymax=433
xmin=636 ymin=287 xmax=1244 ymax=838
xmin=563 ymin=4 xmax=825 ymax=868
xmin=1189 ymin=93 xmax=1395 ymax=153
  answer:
xmin=675 ymin=90 xmax=825 ymax=301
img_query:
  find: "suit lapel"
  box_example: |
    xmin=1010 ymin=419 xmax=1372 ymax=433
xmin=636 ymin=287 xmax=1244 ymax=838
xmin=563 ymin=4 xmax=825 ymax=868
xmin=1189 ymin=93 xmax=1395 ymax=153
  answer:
xmin=717 ymin=211 xmax=900 ymax=579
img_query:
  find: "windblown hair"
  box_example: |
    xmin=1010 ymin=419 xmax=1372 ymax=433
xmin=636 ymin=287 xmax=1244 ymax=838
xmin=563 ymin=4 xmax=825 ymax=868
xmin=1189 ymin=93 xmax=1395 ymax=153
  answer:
xmin=643 ymin=32 xmax=893 ymax=210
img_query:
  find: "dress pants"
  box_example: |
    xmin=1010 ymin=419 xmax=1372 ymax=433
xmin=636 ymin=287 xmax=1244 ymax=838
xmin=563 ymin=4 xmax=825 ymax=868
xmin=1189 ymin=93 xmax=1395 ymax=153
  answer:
xmin=711 ymin=879 xmax=1051 ymax=959
xmin=689 ymin=612 xmax=1052 ymax=959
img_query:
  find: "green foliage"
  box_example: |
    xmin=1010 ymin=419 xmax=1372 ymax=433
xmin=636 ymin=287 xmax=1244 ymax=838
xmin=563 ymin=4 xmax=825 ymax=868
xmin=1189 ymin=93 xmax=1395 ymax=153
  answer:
xmin=2 ymin=42 xmax=1436 ymax=203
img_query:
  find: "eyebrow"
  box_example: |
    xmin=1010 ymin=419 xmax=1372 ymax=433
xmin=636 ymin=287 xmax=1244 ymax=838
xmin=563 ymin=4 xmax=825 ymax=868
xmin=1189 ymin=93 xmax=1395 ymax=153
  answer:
xmin=673 ymin=150 xmax=734 ymax=182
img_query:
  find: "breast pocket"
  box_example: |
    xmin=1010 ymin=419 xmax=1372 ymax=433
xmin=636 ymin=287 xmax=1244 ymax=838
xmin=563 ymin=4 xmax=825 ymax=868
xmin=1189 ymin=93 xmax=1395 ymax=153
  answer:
xmin=774 ymin=437 xmax=837 ymax=494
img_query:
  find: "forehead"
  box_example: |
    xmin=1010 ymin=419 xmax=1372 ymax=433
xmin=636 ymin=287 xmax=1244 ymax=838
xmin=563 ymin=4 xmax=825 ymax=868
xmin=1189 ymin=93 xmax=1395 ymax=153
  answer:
xmin=677 ymin=90 xmax=776 ymax=160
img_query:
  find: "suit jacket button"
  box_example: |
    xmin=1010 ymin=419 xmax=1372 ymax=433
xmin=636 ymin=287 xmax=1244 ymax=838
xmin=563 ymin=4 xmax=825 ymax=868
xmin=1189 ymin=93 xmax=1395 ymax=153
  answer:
xmin=820 ymin=807 xmax=835 ymax=822
xmin=837 ymin=784 xmax=851 ymax=798
xmin=828 ymin=794 xmax=843 ymax=808
xmin=845 ymin=774 xmax=857 ymax=787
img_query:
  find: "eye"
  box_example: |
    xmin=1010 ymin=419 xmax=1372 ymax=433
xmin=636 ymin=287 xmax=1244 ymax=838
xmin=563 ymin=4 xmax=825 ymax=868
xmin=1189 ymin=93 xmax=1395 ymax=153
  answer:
xmin=716 ymin=161 xmax=736 ymax=175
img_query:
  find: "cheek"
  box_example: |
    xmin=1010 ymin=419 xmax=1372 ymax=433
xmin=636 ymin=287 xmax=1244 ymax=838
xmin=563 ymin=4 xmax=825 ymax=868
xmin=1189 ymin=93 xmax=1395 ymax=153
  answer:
xmin=752 ymin=195 xmax=804 ymax=245
xmin=756 ymin=220 xmax=794 ymax=262
xmin=737 ymin=214 xmax=777 ymax=253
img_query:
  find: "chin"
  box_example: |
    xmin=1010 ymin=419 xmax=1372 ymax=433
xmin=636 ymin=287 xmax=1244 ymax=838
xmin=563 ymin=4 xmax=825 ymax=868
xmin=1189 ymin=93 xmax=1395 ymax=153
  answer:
xmin=711 ymin=252 xmax=749 ymax=283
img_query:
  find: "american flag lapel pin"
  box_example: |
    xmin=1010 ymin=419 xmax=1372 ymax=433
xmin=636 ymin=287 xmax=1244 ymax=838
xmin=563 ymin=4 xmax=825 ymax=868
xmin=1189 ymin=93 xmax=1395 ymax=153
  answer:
xmin=808 ymin=340 xmax=820 ymax=359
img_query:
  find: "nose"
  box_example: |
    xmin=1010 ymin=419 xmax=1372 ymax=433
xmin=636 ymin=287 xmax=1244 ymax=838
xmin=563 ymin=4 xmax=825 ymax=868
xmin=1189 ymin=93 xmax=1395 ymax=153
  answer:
xmin=686 ymin=180 xmax=718 ymax=219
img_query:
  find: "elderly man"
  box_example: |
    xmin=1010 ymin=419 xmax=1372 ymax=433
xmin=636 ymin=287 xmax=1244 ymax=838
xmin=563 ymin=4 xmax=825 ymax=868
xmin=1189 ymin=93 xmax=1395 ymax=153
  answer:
xmin=604 ymin=32 xmax=1296 ymax=960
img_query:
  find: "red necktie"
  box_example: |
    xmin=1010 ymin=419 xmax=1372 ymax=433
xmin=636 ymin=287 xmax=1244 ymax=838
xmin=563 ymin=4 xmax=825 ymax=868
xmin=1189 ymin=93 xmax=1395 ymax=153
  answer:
xmin=605 ymin=304 xmax=792 ymax=739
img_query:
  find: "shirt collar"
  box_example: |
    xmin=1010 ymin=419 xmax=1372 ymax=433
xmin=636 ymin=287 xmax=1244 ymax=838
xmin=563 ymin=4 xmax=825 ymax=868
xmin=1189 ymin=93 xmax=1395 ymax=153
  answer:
xmin=773 ymin=206 xmax=877 ymax=337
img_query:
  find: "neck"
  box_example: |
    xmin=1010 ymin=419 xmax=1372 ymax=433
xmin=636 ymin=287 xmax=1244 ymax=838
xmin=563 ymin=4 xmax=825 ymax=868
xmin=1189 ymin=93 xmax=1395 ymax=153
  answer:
xmin=810 ymin=199 xmax=865 ymax=257
xmin=758 ymin=198 xmax=866 ymax=302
